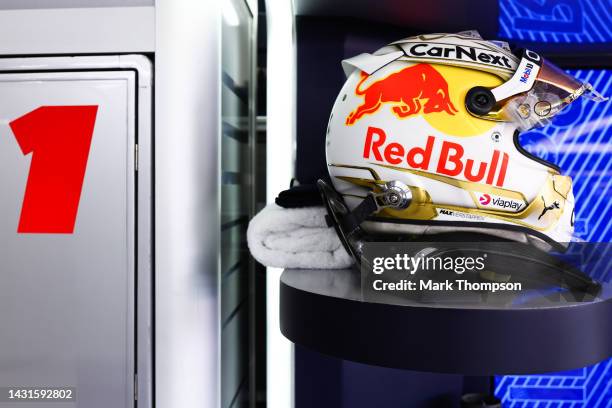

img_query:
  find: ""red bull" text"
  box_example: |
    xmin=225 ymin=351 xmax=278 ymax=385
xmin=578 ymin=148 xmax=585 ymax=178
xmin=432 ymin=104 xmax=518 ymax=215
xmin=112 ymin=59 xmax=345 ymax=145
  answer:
xmin=346 ymin=64 xmax=458 ymax=125
xmin=363 ymin=127 xmax=509 ymax=187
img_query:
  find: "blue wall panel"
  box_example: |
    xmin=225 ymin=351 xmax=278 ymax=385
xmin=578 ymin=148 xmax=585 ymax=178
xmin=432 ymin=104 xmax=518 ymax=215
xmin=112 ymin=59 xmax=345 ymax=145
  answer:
xmin=496 ymin=360 xmax=611 ymax=407
xmin=499 ymin=0 xmax=612 ymax=43
xmin=496 ymin=70 xmax=611 ymax=407
xmin=498 ymin=1 xmax=611 ymax=405
xmin=520 ymin=70 xmax=612 ymax=244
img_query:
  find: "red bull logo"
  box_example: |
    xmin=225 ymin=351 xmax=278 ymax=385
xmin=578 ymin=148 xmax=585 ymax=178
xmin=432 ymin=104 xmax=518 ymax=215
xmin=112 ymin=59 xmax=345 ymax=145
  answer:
xmin=346 ymin=64 xmax=458 ymax=125
xmin=363 ymin=127 xmax=509 ymax=187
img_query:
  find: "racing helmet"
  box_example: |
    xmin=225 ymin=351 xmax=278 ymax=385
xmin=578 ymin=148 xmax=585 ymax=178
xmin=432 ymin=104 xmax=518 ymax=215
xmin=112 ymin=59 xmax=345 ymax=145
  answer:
xmin=319 ymin=31 xmax=606 ymax=263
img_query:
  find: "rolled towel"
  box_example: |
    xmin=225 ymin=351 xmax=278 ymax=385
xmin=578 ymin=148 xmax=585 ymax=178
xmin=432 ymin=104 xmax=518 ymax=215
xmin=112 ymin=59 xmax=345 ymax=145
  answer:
xmin=247 ymin=203 xmax=353 ymax=269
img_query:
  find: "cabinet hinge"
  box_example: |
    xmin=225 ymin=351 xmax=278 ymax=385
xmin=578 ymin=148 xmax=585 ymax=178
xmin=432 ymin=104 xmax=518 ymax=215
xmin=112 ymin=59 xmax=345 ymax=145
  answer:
xmin=135 ymin=144 xmax=139 ymax=172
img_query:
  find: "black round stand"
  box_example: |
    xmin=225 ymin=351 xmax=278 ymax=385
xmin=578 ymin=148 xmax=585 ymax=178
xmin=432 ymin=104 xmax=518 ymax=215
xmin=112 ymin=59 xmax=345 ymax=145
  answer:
xmin=280 ymin=268 xmax=612 ymax=375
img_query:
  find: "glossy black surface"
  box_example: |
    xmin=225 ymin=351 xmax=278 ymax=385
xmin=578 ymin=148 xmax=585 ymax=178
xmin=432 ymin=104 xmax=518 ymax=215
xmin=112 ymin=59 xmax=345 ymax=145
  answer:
xmin=280 ymin=268 xmax=612 ymax=375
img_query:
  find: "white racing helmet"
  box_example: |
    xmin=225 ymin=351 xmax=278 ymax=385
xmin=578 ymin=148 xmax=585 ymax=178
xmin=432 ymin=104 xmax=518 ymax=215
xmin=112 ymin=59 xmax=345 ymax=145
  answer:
xmin=319 ymin=31 xmax=606 ymax=262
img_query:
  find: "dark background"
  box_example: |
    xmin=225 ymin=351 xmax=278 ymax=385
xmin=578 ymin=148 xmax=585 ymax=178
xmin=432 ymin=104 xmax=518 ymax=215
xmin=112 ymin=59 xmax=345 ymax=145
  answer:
xmin=287 ymin=1 xmax=611 ymax=407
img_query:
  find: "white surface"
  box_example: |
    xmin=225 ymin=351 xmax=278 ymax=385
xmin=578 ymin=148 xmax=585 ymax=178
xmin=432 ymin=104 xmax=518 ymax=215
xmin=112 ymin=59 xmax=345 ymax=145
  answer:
xmin=248 ymin=204 xmax=352 ymax=269
xmin=266 ymin=266 xmax=294 ymax=408
xmin=266 ymin=0 xmax=297 ymax=406
xmin=0 ymin=54 xmax=153 ymax=408
xmin=155 ymin=0 xmax=221 ymax=407
xmin=0 ymin=67 xmax=136 ymax=408
xmin=223 ymin=0 xmax=241 ymax=27
xmin=0 ymin=6 xmax=154 ymax=54
xmin=0 ymin=0 xmax=153 ymax=9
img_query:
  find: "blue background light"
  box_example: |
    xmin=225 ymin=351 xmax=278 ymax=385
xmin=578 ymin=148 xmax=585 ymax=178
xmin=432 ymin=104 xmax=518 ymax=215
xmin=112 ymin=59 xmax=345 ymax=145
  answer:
xmin=499 ymin=0 xmax=612 ymax=43
xmin=497 ymin=1 xmax=611 ymax=406
xmin=520 ymin=70 xmax=612 ymax=244
xmin=495 ymin=69 xmax=611 ymax=408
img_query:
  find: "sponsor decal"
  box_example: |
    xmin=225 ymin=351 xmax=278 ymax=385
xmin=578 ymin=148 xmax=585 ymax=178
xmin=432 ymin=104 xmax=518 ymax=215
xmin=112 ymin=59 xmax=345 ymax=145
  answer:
xmin=403 ymin=43 xmax=513 ymax=70
xmin=479 ymin=194 xmax=491 ymax=205
xmin=346 ymin=64 xmax=457 ymax=125
xmin=538 ymin=196 xmax=560 ymax=220
xmin=362 ymin=126 xmax=509 ymax=187
xmin=477 ymin=193 xmax=524 ymax=212
xmin=519 ymin=62 xmax=534 ymax=84
xmin=438 ymin=209 xmax=484 ymax=220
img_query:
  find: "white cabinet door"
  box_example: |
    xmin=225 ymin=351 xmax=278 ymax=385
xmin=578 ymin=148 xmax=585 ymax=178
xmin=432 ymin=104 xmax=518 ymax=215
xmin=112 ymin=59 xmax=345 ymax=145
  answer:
xmin=0 ymin=62 xmax=144 ymax=408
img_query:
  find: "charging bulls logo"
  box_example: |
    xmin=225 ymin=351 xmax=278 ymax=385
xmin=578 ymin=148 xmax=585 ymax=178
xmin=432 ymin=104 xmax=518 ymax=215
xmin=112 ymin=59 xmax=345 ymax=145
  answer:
xmin=346 ymin=63 xmax=458 ymax=125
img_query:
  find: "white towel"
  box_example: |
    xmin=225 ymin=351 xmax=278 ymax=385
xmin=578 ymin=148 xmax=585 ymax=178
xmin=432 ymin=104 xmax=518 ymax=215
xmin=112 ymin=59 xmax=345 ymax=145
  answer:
xmin=247 ymin=204 xmax=353 ymax=269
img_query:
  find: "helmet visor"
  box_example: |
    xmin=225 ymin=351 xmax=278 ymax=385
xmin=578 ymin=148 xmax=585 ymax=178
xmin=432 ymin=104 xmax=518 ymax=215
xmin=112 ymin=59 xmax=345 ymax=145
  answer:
xmin=500 ymin=59 xmax=607 ymax=131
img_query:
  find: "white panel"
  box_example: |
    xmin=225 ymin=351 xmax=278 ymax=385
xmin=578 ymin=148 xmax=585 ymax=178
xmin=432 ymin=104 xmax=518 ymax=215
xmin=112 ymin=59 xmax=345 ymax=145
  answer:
xmin=155 ymin=0 xmax=221 ymax=408
xmin=0 ymin=70 xmax=135 ymax=408
xmin=0 ymin=7 xmax=154 ymax=54
xmin=266 ymin=0 xmax=297 ymax=406
xmin=0 ymin=54 xmax=153 ymax=408
xmin=0 ymin=0 xmax=153 ymax=9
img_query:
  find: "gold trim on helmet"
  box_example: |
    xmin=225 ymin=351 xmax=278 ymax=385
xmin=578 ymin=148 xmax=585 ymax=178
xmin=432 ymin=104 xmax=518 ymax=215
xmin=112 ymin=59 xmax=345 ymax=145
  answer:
xmin=330 ymin=163 xmax=570 ymax=233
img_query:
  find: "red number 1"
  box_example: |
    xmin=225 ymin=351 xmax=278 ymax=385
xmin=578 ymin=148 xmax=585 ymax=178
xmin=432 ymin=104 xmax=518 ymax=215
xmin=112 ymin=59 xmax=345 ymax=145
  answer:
xmin=10 ymin=106 xmax=98 ymax=234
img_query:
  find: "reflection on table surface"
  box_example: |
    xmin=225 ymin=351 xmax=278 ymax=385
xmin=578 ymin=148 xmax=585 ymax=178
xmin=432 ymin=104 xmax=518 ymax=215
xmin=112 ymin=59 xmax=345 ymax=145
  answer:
xmin=281 ymin=268 xmax=612 ymax=309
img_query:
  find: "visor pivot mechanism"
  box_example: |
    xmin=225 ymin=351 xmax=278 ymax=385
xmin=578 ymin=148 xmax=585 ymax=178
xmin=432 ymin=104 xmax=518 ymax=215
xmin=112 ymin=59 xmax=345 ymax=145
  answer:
xmin=466 ymin=86 xmax=496 ymax=116
xmin=375 ymin=180 xmax=412 ymax=210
